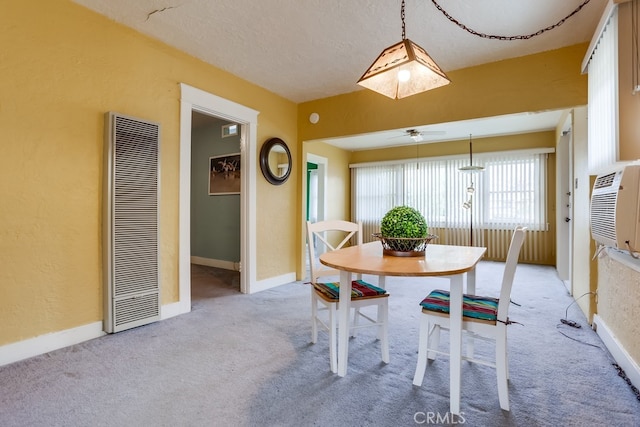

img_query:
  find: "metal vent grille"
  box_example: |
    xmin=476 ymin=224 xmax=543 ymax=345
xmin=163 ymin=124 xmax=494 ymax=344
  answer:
xmin=104 ymin=113 xmax=160 ymax=333
xmin=594 ymin=172 xmax=616 ymax=189
xmin=590 ymin=192 xmax=617 ymax=243
xmin=114 ymin=293 xmax=160 ymax=327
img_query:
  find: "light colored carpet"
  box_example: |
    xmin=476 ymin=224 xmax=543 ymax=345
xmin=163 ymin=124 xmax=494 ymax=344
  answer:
xmin=0 ymin=261 xmax=638 ymax=426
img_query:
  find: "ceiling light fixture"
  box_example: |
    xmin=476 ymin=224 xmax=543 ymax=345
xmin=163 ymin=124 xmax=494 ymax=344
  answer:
xmin=357 ymin=0 xmax=450 ymax=99
xmin=409 ymin=129 xmax=423 ymax=142
xmin=459 ymin=134 xmax=484 ymax=172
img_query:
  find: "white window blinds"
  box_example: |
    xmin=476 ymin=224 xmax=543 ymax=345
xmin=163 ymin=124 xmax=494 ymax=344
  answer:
xmin=351 ymin=150 xmax=548 ymax=236
xmin=586 ymin=7 xmax=619 ymax=173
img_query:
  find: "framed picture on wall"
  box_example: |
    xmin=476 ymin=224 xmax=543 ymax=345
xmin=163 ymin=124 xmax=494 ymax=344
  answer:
xmin=209 ymin=153 xmax=241 ymax=195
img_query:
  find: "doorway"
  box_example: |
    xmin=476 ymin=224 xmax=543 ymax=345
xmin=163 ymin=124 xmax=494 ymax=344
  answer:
xmin=306 ymin=153 xmax=327 ymax=224
xmin=190 ymin=112 xmax=242 ymax=299
xmin=173 ymin=84 xmax=259 ymax=318
xmin=305 ymin=153 xmax=327 ymax=267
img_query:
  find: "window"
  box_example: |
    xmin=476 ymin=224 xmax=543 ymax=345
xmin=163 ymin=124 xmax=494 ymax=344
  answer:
xmin=221 ymin=123 xmax=238 ymax=138
xmin=585 ymin=6 xmax=618 ymax=173
xmin=351 ymin=150 xmax=548 ymax=235
xmin=483 ymin=153 xmax=546 ymax=230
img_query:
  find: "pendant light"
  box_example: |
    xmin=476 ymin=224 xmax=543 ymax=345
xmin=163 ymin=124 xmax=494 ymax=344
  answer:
xmin=459 ymin=134 xmax=483 ymax=246
xmin=357 ymin=0 xmax=450 ymax=99
xmin=459 ymin=134 xmax=484 ymax=172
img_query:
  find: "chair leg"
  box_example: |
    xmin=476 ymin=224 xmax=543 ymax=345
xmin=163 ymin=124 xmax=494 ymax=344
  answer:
xmin=311 ymin=293 xmax=318 ymax=344
xmin=466 ymin=333 xmax=475 ymax=359
xmin=329 ymin=303 xmax=338 ymax=374
xmin=427 ymin=323 xmax=440 ymax=361
xmin=495 ymin=328 xmax=510 ymax=411
xmin=352 ymin=307 xmax=360 ymax=338
xmin=380 ymin=299 xmax=390 ymax=364
xmin=413 ymin=314 xmax=430 ymax=386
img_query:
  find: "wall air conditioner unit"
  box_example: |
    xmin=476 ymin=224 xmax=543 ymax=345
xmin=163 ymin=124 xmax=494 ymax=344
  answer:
xmin=590 ymin=163 xmax=640 ymax=255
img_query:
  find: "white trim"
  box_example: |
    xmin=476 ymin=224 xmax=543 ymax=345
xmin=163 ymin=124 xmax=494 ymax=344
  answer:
xmin=0 ymin=322 xmax=105 ymax=367
xmin=349 ymin=147 xmax=555 ymax=168
xmin=605 ymin=247 xmax=640 ymax=273
xmin=161 ymin=301 xmax=184 ymax=320
xmin=307 ymin=153 xmax=328 ymax=223
xmin=592 ymin=314 xmax=640 ymax=391
xmin=179 ymin=83 xmax=259 ymax=313
xmin=252 ymin=272 xmax=297 ymax=293
xmin=191 ymin=256 xmax=240 ymax=271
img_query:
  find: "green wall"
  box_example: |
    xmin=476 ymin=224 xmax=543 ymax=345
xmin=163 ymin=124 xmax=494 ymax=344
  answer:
xmin=190 ymin=116 xmax=241 ymax=263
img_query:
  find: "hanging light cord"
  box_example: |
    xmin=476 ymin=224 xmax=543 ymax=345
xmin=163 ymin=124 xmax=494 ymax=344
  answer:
xmin=430 ymin=0 xmax=592 ymax=41
xmin=401 ymin=0 xmax=406 ymax=40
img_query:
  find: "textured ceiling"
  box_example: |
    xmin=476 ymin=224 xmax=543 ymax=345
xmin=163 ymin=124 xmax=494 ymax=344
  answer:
xmin=72 ymin=0 xmax=606 ymax=103
xmin=71 ymin=0 xmax=606 ymax=149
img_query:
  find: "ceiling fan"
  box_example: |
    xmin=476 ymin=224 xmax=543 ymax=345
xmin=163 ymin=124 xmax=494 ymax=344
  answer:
xmin=390 ymin=128 xmax=446 ymax=142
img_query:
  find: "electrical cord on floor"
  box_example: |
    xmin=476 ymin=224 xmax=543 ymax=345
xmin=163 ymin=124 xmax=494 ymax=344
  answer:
xmin=560 ymin=291 xmax=596 ymax=327
xmin=556 ymin=325 xmax=640 ymax=401
xmin=613 ymin=363 xmax=640 ymax=402
xmin=556 ymin=291 xmax=640 ymax=402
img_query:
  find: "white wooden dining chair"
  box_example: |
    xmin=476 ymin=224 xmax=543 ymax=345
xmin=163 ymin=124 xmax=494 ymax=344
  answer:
xmin=412 ymin=226 xmax=527 ymax=411
xmin=306 ymin=220 xmax=390 ymax=373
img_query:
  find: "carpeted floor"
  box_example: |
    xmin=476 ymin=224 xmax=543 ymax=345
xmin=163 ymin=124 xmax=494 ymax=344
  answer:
xmin=0 ymin=261 xmax=638 ymax=426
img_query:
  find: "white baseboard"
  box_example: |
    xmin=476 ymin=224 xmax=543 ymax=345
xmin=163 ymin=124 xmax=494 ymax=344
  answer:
xmin=593 ymin=314 xmax=640 ymax=390
xmin=252 ymin=272 xmax=296 ymax=294
xmin=191 ymin=256 xmax=239 ymax=271
xmin=161 ymin=300 xmax=190 ymax=320
xmin=0 ymin=267 xmax=295 ymax=366
xmin=1 ymin=298 xmax=193 ymax=367
xmin=0 ymin=321 xmax=105 ymax=367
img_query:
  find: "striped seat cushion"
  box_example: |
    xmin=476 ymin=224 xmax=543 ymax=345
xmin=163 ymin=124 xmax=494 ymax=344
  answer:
xmin=419 ymin=289 xmax=498 ymax=321
xmin=313 ymin=279 xmax=387 ymax=300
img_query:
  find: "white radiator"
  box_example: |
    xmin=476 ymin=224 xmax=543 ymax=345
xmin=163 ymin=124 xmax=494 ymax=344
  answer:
xmin=103 ymin=112 xmax=160 ymax=333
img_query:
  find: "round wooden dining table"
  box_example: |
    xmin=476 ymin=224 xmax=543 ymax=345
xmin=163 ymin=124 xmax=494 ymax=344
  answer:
xmin=320 ymin=241 xmax=486 ymax=415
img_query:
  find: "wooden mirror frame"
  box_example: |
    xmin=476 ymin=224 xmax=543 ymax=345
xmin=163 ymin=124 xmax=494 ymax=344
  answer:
xmin=259 ymin=137 xmax=292 ymax=185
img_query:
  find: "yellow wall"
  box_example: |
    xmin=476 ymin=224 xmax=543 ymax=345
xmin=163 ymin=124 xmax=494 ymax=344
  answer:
xmin=301 ymin=141 xmax=352 ymax=279
xmin=0 ymin=0 xmax=297 ymax=345
xmin=618 ymin=2 xmax=640 ymax=161
xmin=303 ymin=141 xmax=352 ymax=222
xmin=298 ymin=44 xmax=589 ymax=143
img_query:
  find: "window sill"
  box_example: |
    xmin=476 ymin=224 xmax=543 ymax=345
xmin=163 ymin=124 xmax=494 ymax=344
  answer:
xmin=605 ymin=247 xmax=640 ymax=273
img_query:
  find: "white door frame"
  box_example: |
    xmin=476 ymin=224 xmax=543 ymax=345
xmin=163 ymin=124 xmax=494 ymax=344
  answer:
xmin=174 ymin=84 xmax=259 ymax=316
xmin=556 ymin=115 xmax=574 ymax=292
xmin=307 ymin=153 xmax=328 ymax=223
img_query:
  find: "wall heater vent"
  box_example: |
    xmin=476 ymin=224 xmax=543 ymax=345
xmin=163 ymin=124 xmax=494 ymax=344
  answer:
xmin=104 ymin=112 xmax=160 ymax=333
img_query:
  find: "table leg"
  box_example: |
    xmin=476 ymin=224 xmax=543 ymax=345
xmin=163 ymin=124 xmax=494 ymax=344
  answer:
xmin=449 ymin=274 xmax=463 ymax=415
xmin=466 ymin=268 xmax=476 ymax=358
xmin=466 ymin=268 xmax=476 ymax=295
xmin=376 ymin=275 xmax=386 ymax=340
xmin=337 ymin=269 xmax=352 ymax=377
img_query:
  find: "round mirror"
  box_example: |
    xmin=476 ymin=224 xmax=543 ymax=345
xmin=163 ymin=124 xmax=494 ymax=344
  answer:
xmin=260 ymin=137 xmax=292 ymax=185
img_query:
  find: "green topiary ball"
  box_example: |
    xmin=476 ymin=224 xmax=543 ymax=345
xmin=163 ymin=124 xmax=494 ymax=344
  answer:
xmin=380 ymin=206 xmax=428 ymax=238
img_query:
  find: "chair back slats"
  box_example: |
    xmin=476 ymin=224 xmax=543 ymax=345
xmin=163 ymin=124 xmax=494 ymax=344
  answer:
xmin=307 ymin=220 xmax=363 ymax=283
xmin=496 ymin=226 xmax=527 ymax=322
